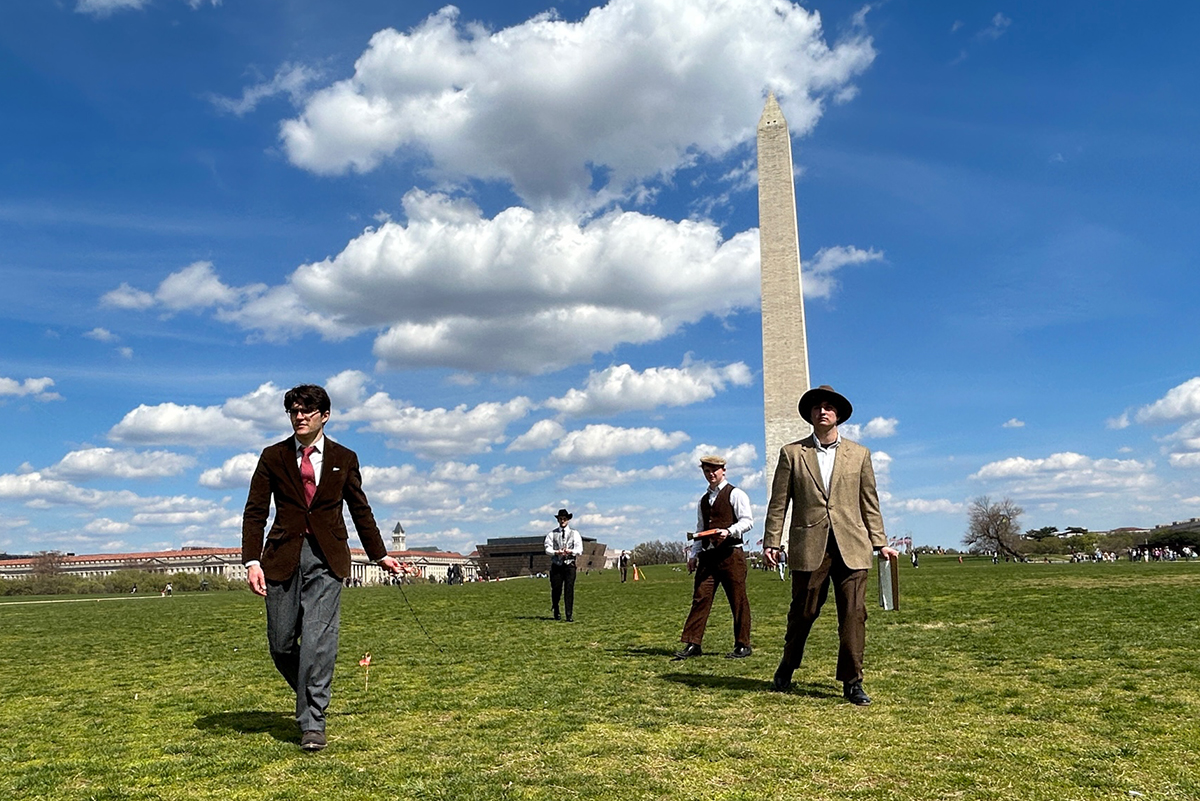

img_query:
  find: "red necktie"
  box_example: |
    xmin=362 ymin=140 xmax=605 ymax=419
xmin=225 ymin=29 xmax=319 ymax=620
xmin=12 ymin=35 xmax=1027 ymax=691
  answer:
xmin=300 ymin=446 xmax=317 ymax=507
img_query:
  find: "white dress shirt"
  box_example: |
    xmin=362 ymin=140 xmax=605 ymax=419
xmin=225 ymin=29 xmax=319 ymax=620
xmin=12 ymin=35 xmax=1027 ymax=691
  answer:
xmin=814 ymin=435 xmax=839 ymax=494
xmin=296 ymin=433 xmax=326 ymax=485
xmin=246 ymin=434 xmax=326 ymax=570
xmin=544 ymin=525 xmax=583 ymax=564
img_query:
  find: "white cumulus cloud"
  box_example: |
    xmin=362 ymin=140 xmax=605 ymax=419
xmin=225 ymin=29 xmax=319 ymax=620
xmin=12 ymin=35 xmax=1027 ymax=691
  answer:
xmin=279 ymin=0 xmax=875 ymax=207
xmin=841 ymin=416 xmax=898 ymax=441
xmin=216 ymin=190 xmax=760 ymax=373
xmin=102 ymin=261 xmax=265 ymax=315
xmin=199 ymin=452 xmax=262 ymax=489
xmin=804 ymin=245 xmax=885 ymax=298
xmin=0 ymin=376 xmax=62 ymax=402
xmin=108 ymin=403 xmax=263 ymax=447
xmin=346 ymin=391 xmax=534 ymax=459
xmin=84 ymin=327 xmax=119 ymax=343
xmin=209 ymin=63 xmax=322 ymax=116
xmin=890 ymin=498 xmax=965 ymax=514
xmin=49 ymin=448 xmax=195 ymax=481
xmin=1136 ymin=377 xmax=1200 ymax=424
xmin=556 ymin=441 xmax=757 ymax=489
xmin=970 ymin=451 xmax=1155 ymax=499
xmin=545 ymin=360 xmax=753 ymax=417
xmin=507 ymin=419 xmax=566 ymax=452
xmin=550 ymin=424 xmax=689 ymax=464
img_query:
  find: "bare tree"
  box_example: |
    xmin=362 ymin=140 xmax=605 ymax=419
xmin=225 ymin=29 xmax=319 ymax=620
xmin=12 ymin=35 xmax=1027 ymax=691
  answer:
xmin=630 ymin=539 xmax=688 ymax=565
xmin=963 ymin=496 xmax=1025 ymax=558
xmin=31 ymin=550 xmax=64 ymax=578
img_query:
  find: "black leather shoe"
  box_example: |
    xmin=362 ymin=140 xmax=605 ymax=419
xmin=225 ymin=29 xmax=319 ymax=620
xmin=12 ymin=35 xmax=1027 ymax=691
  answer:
xmin=300 ymin=730 xmax=327 ymax=752
xmin=843 ymin=681 xmax=872 ymax=706
xmin=553 ymin=611 xmax=561 ymax=620
xmin=725 ymin=644 xmax=753 ymax=659
xmin=772 ymin=664 xmax=793 ymax=692
xmin=565 ymin=616 xmax=574 ymax=623
xmin=672 ymin=643 xmax=703 ymax=660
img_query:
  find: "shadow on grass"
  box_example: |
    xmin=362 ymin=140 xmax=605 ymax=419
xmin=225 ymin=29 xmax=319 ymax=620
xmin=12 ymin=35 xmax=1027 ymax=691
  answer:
xmin=660 ymin=672 xmax=842 ymax=699
xmin=622 ymin=645 xmax=677 ymax=658
xmin=195 ymin=710 xmax=297 ymax=743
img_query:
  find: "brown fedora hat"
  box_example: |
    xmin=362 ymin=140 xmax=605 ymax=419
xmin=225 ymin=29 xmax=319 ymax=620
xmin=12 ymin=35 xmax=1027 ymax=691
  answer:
xmin=798 ymin=385 xmax=853 ymax=424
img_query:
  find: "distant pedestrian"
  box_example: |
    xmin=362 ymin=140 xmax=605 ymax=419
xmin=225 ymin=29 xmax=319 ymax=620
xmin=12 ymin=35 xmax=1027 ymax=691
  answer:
xmin=545 ymin=509 xmax=582 ymax=621
xmin=619 ymin=550 xmax=630 ymax=583
xmin=911 ymin=551 xmax=919 ymax=569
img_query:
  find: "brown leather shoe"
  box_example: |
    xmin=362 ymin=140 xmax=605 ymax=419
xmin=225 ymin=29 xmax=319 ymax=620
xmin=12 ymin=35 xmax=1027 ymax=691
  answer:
xmin=300 ymin=730 xmax=327 ymax=751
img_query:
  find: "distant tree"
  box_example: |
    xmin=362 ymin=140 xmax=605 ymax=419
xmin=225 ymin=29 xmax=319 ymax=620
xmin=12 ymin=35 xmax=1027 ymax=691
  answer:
xmin=1063 ymin=532 xmax=1098 ymax=553
xmin=963 ymin=496 xmax=1025 ymax=559
xmin=1024 ymin=526 xmax=1060 ymax=541
xmin=1148 ymin=529 xmax=1200 ymax=550
xmin=630 ymin=539 xmax=688 ymax=565
xmin=31 ymin=550 xmax=64 ymax=577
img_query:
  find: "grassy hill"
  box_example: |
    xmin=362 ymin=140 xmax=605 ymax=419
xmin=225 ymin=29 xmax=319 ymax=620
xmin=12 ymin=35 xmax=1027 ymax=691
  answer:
xmin=2 ymin=555 xmax=1199 ymax=800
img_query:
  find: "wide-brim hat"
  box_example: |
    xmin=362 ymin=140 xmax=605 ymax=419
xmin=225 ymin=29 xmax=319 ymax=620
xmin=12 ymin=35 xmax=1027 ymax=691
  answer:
xmin=555 ymin=508 xmax=573 ymax=520
xmin=798 ymin=385 xmax=853 ymax=424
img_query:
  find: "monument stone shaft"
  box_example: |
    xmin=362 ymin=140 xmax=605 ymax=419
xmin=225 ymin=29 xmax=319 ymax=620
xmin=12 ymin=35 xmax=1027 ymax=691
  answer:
xmin=757 ymin=92 xmax=811 ymax=489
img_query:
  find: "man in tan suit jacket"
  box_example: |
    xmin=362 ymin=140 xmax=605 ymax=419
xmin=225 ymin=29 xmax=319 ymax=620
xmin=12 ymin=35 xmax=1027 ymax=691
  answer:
xmin=763 ymin=385 xmax=898 ymax=705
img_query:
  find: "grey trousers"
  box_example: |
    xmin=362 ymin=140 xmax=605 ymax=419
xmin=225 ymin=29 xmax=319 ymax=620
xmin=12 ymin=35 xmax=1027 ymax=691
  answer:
xmin=266 ymin=537 xmax=342 ymax=733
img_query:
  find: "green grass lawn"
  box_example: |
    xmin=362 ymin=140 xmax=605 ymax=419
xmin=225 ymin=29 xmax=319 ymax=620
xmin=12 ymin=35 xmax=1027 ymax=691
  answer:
xmin=3 ymin=555 xmax=1200 ymax=800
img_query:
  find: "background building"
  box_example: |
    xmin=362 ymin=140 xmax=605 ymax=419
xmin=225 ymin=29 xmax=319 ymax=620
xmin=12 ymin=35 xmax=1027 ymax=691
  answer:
xmin=476 ymin=535 xmax=608 ymax=579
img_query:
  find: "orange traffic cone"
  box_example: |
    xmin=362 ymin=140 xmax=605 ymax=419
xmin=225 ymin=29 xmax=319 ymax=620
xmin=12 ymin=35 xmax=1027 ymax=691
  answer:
xmin=632 ymin=565 xmax=642 ymax=581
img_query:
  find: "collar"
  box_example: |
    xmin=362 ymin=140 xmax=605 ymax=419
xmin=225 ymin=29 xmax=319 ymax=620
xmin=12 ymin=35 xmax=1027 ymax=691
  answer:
xmin=814 ymin=436 xmax=839 ymax=452
xmin=295 ymin=434 xmax=326 ymax=453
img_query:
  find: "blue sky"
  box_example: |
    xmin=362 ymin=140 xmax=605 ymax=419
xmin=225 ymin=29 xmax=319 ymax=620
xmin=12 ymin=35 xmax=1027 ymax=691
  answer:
xmin=3 ymin=0 xmax=1199 ymax=557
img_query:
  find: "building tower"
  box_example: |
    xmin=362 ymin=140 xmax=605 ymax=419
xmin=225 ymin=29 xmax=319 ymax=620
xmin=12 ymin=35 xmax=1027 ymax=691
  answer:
xmin=391 ymin=522 xmax=407 ymax=552
xmin=757 ymin=92 xmax=811 ymax=489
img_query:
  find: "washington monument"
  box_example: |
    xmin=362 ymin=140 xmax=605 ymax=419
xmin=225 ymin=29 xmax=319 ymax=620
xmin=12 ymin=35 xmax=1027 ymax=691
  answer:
xmin=758 ymin=92 xmax=810 ymax=487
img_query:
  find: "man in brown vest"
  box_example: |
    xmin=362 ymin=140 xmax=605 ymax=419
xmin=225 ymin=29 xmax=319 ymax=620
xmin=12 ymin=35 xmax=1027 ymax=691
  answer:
xmin=673 ymin=454 xmax=754 ymax=660
xmin=762 ymin=385 xmax=898 ymax=705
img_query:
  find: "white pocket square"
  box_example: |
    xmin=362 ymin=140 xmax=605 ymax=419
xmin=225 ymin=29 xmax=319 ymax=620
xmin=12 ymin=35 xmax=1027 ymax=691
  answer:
xmin=331 ymin=466 xmax=341 ymax=472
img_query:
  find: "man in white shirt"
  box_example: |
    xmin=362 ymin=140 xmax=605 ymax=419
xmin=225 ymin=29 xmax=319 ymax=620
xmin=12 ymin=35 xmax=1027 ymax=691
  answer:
xmin=544 ymin=508 xmax=583 ymax=622
xmin=673 ymin=454 xmax=754 ymax=660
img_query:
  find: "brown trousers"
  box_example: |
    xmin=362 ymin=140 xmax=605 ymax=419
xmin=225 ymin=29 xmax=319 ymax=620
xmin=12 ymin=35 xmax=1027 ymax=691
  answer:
xmin=782 ymin=534 xmax=868 ymax=684
xmin=680 ymin=546 xmax=752 ymax=648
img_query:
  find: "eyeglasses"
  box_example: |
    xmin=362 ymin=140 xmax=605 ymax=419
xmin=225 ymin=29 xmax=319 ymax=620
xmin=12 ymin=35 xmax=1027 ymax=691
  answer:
xmin=287 ymin=407 xmax=321 ymax=418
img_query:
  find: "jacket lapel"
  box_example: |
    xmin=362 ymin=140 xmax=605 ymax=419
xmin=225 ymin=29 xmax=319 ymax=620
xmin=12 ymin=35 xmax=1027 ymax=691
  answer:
xmin=278 ymin=436 xmax=309 ymax=505
xmin=309 ymin=438 xmax=342 ymax=506
xmin=799 ymin=436 xmax=827 ymax=500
